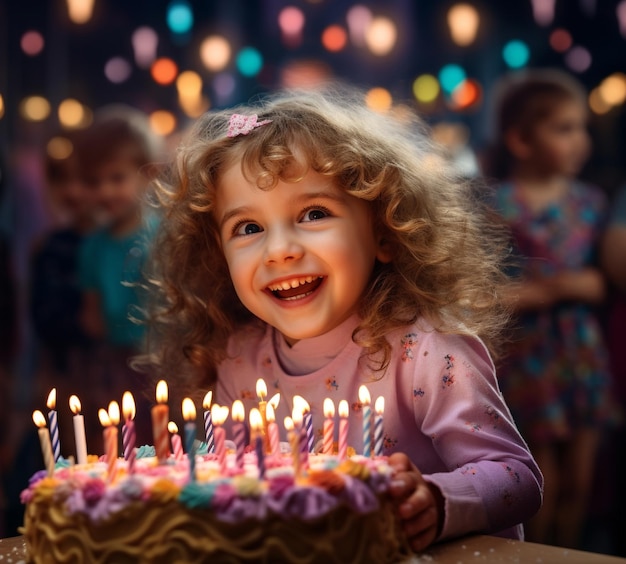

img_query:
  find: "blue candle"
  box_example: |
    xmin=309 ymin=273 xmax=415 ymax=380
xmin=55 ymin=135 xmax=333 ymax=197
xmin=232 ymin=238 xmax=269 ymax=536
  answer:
xmin=182 ymin=398 xmax=197 ymax=481
xmin=359 ymin=385 xmax=372 ymax=457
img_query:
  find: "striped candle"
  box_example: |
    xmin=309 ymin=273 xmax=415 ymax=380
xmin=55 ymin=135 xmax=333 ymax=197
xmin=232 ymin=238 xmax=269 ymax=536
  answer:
xmin=338 ymin=400 xmax=349 ymax=460
xmin=374 ymin=396 xmax=385 ymax=457
xmin=294 ymin=396 xmax=314 ymax=453
xmin=359 ymin=385 xmax=372 ymax=457
xmin=122 ymin=392 xmax=136 ymax=473
xmin=232 ymin=400 xmax=246 ymax=470
xmin=46 ymin=388 xmax=61 ymax=462
xmin=265 ymin=403 xmax=280 ymax=455
xmin=212 ymin=405 xmax=228 ymax=473
xmin=292 ymin=408 xmax=309 ymax=472
xmin=32 ymin=410 xmax=55 ymax=476
xmin=202 ymin=391 xmax=214 ymax=453
xmin=322 ymin=398 xmax=335 ymax=455
xmin=168 ymin=422 xmax=184 ymax=460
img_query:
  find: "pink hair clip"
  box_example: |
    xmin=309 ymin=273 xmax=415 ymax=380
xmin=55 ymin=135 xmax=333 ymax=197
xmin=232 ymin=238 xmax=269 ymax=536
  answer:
xmin=227 ymin=113 xmax=273 ymax=138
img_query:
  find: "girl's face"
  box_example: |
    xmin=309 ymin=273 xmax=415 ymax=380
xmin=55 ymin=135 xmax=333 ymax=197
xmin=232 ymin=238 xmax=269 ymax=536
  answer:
xmin=524 ymin=99 xmax=590 ymax=177
xmin=215 ymin=161 xmax=389 ymax=345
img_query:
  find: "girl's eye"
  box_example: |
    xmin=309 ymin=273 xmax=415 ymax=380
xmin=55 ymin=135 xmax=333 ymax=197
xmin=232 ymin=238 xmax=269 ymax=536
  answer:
xmin=301 ymin=208 xmax=330 ymax=222
xmin=235 ymin=222 xmax=263 ymax=236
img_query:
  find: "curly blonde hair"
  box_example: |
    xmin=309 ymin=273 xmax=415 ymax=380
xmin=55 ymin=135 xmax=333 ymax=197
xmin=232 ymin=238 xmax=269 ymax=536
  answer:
xmin=142 ymin=87 xmax=511 ymax=392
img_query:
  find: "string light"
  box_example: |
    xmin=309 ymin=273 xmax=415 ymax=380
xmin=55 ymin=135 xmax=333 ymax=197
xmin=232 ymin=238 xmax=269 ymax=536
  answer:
xmin=530 ymin=0 xmax=556 ymax=26
xmin=149 ymin=110 xmax=177 ymax=136
xmin=200 ymin=36 xmax=231 ymax=72
xmin=151 ymin=58 xmax=178 ymax=85
xmin=236 ymin=47 xmax=263 ymax=77
xmin=346 ymin=5 xmax=372 ymax=47
xmin=104 ymin=57 xmax=132 ymax=83
xmin=66 ymin=0 xmax=95 ymax=24
xmin=365 ymin=87 xmax=392 ymax=112
xmin=502 ymin=40 xmax=530 ymax=69
xmin=439 ymin=64 xmax=466 ymax=94
xmin=565 ymin=45 xmax=592 ymax=73
xmin=413 ymin=74 xmax=440 ymax=104
xmin=58 ymin=98 xmax=86 ymax=128
xmin=447 ymin=4 xmax=480 ymax=47
xmin=364 ymin=17 xmax=397 ymax=56
xmin=549 ymin=29 xmax=572 ymax=52
xmin=321 ymin=25 xmax=347 ymax=52
xmin=21 ymin=31 xmax=45 ymax=56
xmin=167 ymin=0 xmax=194 ymax=35
xmin=20 ymin=96 xmax=51 ymax=122
xmin=132 ymin=27 xmax=158 ymax=69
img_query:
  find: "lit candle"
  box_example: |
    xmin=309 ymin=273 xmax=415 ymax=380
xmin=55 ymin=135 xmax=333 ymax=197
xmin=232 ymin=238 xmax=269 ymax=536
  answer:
xmin=202 ymin=391 xmax=214 ymax=453
xmin=249 ymin=407 xmax=265 ymax=479
xmin=265 ymin=403 xmax=280 ymax=455
xmin=338 ymin=400 xmax=349 ymax=460
xmin=256 ymin=378 xmax=268 ymax=451
xmin=98 ymin=408 xmax=118 ymax=483
xmin=292 ymin=407 xmax=309 ymax=472
xmin=168 ymin=421 xmax=184 ymax=460
xmin=182 ymin=398 xmax=197 ymax=480
xmin=108 ymin=401 xmax=120 ymax=459
xmin=359 ymin=385 xmax=372 ymax=457
xmin=122 ymin=391 xmax=136 ymax=473
xmin=32 ymin=410 xmax=55 ymax=476
xmin=294 ymin=395 xmax=314 ymax=454
xmin=69 ymin=395 xmax=88 ymax=465
xmin=322 ymin=398 xmax=335 ymax=455
xmin=284 ymin=416 xmax=299 ymax=477
xmin=268 ymin=392 xmax=281 ymax=411
xmin=232 ymin=400 xmax=246 ymax=470
xmin=374 ymin=396 xmax=385 ymax=457
xmin=46 ymin=388 xmax=61 ymax=462
xmin=212 ymin=404 xmax=228 ymax=473
xmin=152 ymin=380 xmax=170 ymax=462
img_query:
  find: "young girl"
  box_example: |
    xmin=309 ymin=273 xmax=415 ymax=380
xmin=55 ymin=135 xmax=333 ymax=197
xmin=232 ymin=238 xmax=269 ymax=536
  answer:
xmin=145 ymin=89 xmax=542 ymax=552
xmin=487 ymin=70 xmax=616 ymax=548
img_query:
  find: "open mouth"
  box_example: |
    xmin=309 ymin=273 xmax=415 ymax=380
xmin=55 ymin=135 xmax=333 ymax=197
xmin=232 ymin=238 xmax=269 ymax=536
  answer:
xmin=267 ymin=276 xmax=324 ymax=301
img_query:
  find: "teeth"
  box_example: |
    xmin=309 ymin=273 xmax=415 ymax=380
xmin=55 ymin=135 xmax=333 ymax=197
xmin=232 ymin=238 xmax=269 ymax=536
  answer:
xmin=268 ymin=276 xmax=322 ymax=292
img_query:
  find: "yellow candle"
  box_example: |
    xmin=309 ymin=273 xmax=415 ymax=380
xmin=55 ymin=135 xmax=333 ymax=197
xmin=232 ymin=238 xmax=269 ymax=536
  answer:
xmin=152 ymin=380 xmax=170 ymax=462
xmin=32 ymin=410 xmax=55 ymax=476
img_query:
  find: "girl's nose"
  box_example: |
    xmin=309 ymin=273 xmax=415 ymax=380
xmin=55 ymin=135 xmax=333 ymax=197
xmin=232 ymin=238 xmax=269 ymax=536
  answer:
xmin=263 ymin=228 xmax=304 ymax=265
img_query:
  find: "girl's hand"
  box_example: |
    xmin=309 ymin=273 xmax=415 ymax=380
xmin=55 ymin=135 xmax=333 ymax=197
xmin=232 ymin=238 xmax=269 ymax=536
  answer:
xmin=388 ymin=452 xmax=445 ymax=553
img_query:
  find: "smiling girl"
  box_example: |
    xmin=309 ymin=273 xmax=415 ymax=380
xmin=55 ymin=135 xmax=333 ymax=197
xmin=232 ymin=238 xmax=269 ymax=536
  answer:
xmin=145 ymin=89 xmax=542 ymax=552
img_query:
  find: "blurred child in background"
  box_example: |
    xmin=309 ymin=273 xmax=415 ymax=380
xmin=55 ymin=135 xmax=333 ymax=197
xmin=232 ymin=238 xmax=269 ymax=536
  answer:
xmin=487 ymin=69 xmax=617 ymax=549
xmin=77 ymin=107 xmax=160 ymax=444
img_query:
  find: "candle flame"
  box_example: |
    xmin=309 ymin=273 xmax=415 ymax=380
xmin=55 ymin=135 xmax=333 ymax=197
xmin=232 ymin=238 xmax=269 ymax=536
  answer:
xmin=108 ymin=401 xmax=120 ymax=425
xmin=202 ymin=390 xmax=213 ymax=410
xmin=122 ymin=391 xmax=136 ymax=420
xmin=268 ymin=393 xmax=280 ymax=409
xmin=98 ymin=408 xmax=111 ymax=427
xmin=249 ymin=407 xmax=263 ymax=431
xmin=284 ymin=416 xmax=294 ymax=432
xmin=358 ymin=385 xmax=371 ymax=405
xmin=212 ymin=405 xmax=229 ymax=426
xmin=265 ymin=402 xmax=276 ymax=423
xmin=168 ymin=421 xmax=179 ymax=434
xmin=375 ymin=396 xmax=385 ymax=415
xmin=32 ymin=410 xmax=47 ymax=428
xmin=156 ymin=380 xmax=168 ymax=404
xmin=338 ymin=399 xmax=349 ymax=418
xmin=46 ymin=388 xmax=57 ymax=410
xmin=323 ymin=397 xmax=335 ymax=418
xmin=182 ymin=398 xmax=196 ymax=421
xmin=232 ymin=400 xmax=245 ymax=423
xmin=293 ymin=395 xmax=310 ymax=413
xmin=292 ymin=406 xmax=303 ymax=426
xmin=256 ymin=378 xmax=267 ymax=400
xmin=69 ymin=395 xmax=82 ymax=415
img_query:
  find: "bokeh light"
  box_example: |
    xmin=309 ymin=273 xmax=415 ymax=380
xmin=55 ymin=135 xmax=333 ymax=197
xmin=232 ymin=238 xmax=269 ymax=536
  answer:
xmin=346 ymin=5 xmax=372 ymax=47
xmin=365 ymin=87 xmax=392 ymax=112
xmin=132 ymin=27 xmax=158 ymax=68
xmin=598 ymin=73 xmax=626 ymax=106
xmin=213 ymin=73 xmax=236 ymax=100
xmin=0 ymin=94 xmax=4 ymax=119
xmin=200 ymin=35 xmax=231 ymax=72
xmin=166 ymin=1 xmax=194 ymax=35
xmin=21 ymin=31 xmax=45 ymax=56
xmin=177 ymin=70 xmax=202 ymax=97
xmin=451 ymin=79 xmax=482 ymax=109
xmin=322 ymin=25 xmax=347 ymax=52
xmin=413 ymin=74 xmax=440 ymax=104
xmin=151 ymin=58 xmax=178 ymax=85
xmin=58 ymin=98 xmax=86 ymax=128
xmin=447 ymin=4 xmax=480 ymax=47
xmin=149 ymin=110 xmax=177 ymax=136
xmin=236 ymin=47 xmax=263 ymax=77
xmin=66 ymin=0 xmax=95 ymax=24
xmin=364 ymin=17 xmax=397 ymax=56
xmin=530 ymin=0 xmax=556 ymax=26
xmin=439 ymin=64 xmax=466 ymax=94
xmin=549 ymin=28 xmax=572 ymax=52
xmin=278 ymin=6 xmax=305 ymax=35
xmin=47 ymin=136 xmax=74 ymax=160
xmin=565 ymin=45 xmax=592 ymax=73
xmin=280 ymin=60 xmax=332 ymax=88
xmin=104 ymin=57 xmax=132 ymax=83
xmin=617 ymin=0 xmax=626 ymax=38
xmin=20 ymin=96 xmax=51 ymax=121
xmin=589 ymin=88 xmax=612 ymax=115
xmin=502 ymin=39 xmax=530 ymax=69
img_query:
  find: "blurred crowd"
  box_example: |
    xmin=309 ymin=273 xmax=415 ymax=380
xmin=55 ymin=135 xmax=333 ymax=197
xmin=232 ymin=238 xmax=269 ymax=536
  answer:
xmin=0 ymin=69 xmax=625 ymax=556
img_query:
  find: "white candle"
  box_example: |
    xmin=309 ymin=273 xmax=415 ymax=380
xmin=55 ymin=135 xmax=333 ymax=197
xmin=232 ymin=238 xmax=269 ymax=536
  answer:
xmin=33 ymin=410 xmax=55 ymax=476
xmin=69 ymin=395 xmax=88 ymax=465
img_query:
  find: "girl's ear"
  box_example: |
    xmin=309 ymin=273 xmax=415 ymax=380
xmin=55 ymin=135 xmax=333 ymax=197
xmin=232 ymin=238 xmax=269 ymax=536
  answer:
xmin=376 ymin=238 xmax=394 ymax=264
xmin=504 ymin=128 xmax=532 ymax=160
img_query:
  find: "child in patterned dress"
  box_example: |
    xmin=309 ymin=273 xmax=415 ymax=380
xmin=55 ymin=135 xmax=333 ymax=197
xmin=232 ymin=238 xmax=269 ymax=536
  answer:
xmin=487 ymin=70 xmax=617 ymax=548
xmin=144 ymin=89 xmax=542 ymax=552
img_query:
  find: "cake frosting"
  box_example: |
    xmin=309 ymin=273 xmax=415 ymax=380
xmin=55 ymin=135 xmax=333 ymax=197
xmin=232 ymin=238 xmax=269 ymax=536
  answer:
xmin=21 ymin=448 xmax=410 ymax=563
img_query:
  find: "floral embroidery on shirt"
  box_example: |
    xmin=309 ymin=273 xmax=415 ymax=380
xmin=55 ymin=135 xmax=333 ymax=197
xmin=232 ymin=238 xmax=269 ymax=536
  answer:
xmin=383 ymin=435 xmax=398 ymax=450
xmin=413 ymin=388 xmax=425 ymax=399
xmin=441 ymin=354 xmax=456 ymax=388
xmin=461 ymin=465 xmax=477 ymax=476
xmin=352 ymin=401 xmax=363 ymax=413
xmin=502 ymin=490 xmax=515 ymax=507
xmin=484 ymin=405 xmax=501 ymax=428
xmin=325 ymin=377 xmax=339 ymax=391
xmin=501 ymin=464 xmax=521 ymax=483
xmin=466 ymin=421 xmax=482 ymax=432
xmin=400 ymin=333 xmax=418 ymax=361
xmin=240 ymin=389 xmax=255 ymax=400
xmin=273 ymin=380 xmax=280 ymax=390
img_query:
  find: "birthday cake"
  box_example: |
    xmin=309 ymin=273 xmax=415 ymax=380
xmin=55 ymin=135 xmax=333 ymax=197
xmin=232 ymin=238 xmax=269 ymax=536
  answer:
xmin=20 ymin=448 xmax=410 ymax=563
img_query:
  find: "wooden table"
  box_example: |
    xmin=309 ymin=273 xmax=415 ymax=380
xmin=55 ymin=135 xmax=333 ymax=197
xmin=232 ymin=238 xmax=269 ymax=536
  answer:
xmin=2 ymin=534 xmax=625 ymax=563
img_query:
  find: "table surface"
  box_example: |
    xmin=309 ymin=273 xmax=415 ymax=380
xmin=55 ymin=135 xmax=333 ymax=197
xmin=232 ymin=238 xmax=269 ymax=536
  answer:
xmin=2 ymin=534 xmax=625 ymax=563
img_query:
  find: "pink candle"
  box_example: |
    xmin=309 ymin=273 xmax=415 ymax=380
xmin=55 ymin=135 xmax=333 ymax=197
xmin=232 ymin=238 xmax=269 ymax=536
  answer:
xmin=152 ymin=380 xmax=170 ymax=462
xmin=338 ymin=400 xmax=349 ymax=460
xmin=265 ymin=403 xmax=280 ymax=455
xmin=249 ymin=408 xmax=265 ymax=479
xmin=212 ymin=405 xmax=228 ymax=473
xmin=232 ymin=400 xmax=246 ymax=470
xmin=168 ymin=421 xmax=184 ymax=460
xmin=322 ymin=398 xmax=335 ymax=455
xmin=122 ymin=392 xmax=136 ymax=474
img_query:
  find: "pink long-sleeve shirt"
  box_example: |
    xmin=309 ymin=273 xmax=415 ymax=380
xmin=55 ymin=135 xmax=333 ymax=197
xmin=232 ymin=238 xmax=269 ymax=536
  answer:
xmin=216 ymin=315 xmax=543 ymax=541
